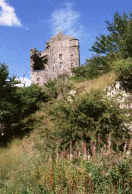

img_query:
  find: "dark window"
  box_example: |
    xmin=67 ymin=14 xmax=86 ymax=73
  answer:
xmin=59 ymin=54 xmax=62 ymax=59
xmin=60 ymin=62 xmax=63 ymax=68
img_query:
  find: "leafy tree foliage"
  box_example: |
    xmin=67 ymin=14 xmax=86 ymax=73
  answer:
xmin=71 ymin=55 xmax=109 ymax=80
xmin=16 ymin=84 xmax=48 ymax=118
xmin=0 ymin=63 xmax=48 ymax=138
xmin=91 ymin=11 xmax=132 ymax=58
xmin=111 ymin=58 xmax=132 ymax=90
xmin=49 ymin=91 xmax=129 ymax=152
xmin=44 ymin=80 xmax=58 ymax=99
xmin=72 ymin=11 xmax=132 ymax=81
xmin=0 ymin=63 xmax=20 ymax=127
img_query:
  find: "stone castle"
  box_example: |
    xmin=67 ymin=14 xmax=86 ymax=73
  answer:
xmin=30 ymin=31 xmax=80 ymax=86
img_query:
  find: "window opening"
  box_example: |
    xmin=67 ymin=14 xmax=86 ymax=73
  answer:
xmin=31 ymin=53 xmax=47 ymax=70
xmin=71 ymin=63 xmax=74 ymax=67
xmin=60 ymin=62 xmax=63 ymax=68
xmin=59 ymin=54 xmax=62 ymax=59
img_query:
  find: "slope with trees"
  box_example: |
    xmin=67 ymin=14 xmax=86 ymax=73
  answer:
xmin=0 ymin=11 xmax=132 ymax=194
xmin=72 ymin=11 xmax=132 ymax=85
xmin=0 ymin=63 xmax=48 ymax=141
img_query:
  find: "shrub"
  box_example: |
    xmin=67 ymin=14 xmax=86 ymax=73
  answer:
xmin=44 ymin=75 xmax=72 ymax=100
xmin=16 ymin=84 xmax=48 ymax=118
xmin=111 ymin=58 xmax=132 ymax=90
xmin=110 ymin=158 xmax=132 ymax=193
xmin=44 ymin=80 xmax=58 ymax=100
xmin=71 ymin=55 xmax=110 ymax=80
xmin=0 ymin=63 xmax=21 ymax=127
xmin=48 ymin=91 xmax=129 ymax=152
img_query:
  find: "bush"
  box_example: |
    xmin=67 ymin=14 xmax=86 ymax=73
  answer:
xmin=48 ymin=91 xmax=129 ymax=152
xmin=71 ymin=55 xmax=110 ymax=80
xmin=44 ymin=75 xmax=72 ymax=100
xmin=16 ymin=84 xmax=48 ymax=118
xmin=0 ymin=70 xmax=48 ymax=141
xmin=111 ymin=58 xmax=132 ymax=90
xmin=55 ymin=74 xmax=72 ymax=99
xmin=44 ymin=80 xmax=58 ymax=100
xmin=110 ymin=158 xmax=132 ymax=193
xmin=0 ymin=63 xmax=21 ymax=127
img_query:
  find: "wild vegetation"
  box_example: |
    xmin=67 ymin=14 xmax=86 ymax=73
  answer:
xmin=0 ymin=11 xmax=132 ymax=193
xmin=72 ymin=11 xmax=132 ymax=83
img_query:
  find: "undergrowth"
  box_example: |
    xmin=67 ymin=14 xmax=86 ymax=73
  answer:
xmin=0 ymin=141 xmax=131 ymax=194
xmin=0 ymin=73 xmax=131 ymax=194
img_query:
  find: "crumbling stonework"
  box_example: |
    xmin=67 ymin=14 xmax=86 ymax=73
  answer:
xmin=30 ymin=31 xmax=80 ymax=86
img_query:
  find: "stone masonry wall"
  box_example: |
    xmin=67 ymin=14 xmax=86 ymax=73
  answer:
xmin=30 ymin=31 xmax=80 ymax=86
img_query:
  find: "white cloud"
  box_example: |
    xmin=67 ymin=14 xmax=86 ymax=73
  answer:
xmin=51 ymin=2 xmax=84 ymax=38
xmin=0 ymin=0 xmax=22 ymax=27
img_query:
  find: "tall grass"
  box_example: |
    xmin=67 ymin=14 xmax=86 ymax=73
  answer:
xmin=0 ymin=135 xmax=131 ymax=193
xmin=71 ymin=72 xmax=117 ymax=94
xmin=0 ymin=72 xmax=131 ymax=194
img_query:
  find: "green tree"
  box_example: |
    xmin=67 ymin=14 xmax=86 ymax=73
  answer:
xmin=0 ymin=63 xmax=48 ymax=139
xmin=44 ymin=80 xmax=58 ymax=99
xmin=91 ymin=11 xmax=132 ymax=58
xmin=0 ymin=63 xmax=20 ymax=127
xmin=16 ymin=84 xmax=48 ymax=118
xmin=49 ymin=91 xmax=129 ymax=151
xmin=71 ymin=55 xmax=109 ymax=80
xmin=111 ymin=58 xmax=132 ymax=90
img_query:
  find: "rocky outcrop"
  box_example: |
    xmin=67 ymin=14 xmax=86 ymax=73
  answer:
xmin=68 ymin=90 xmax=76 ymax=102
xmin=105 ymin=81 xmax=132 ymax=132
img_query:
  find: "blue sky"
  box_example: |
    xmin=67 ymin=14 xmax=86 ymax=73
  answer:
xmin=0 ymin=0 xmax=132 ymax=81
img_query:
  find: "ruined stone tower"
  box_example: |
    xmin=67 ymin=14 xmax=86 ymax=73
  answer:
xmin=30 ymin=31 xmax=80 ymax=86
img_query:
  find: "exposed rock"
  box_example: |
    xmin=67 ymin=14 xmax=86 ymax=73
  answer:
xmin=68 ymin=90 xmax=76 ymax=102
xmin=105 ymin=81 xmax=132 ymax=133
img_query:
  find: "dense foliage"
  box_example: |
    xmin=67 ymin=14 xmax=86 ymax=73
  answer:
xmin=91 ymin=11 xmax=132 ymax=57
xmin=16 ymin=84 xmax=48 ymax=118
xmin=111 ymin=58 xmax=132 ymax=90
xmin=72 ymin=11 xmax=132 ymax=81
xmin=0 ymin=63 xmax=21 ymax=127
xmin=0 ymin=63 xmax=48 ymax=138
xmin=44 ymin=75 xmax=72 ymax=99
xmin=0 ymin=10 xmax=132 ymax=194
xmin=1 ymin=141 xmax=131 ymax=194
xmin=47 ymin=91 xmax=129 ymax=152
xmin=71 ymin=55 xmax=109 ymax=80
xmin=44 ymin=80 xmax=58 ymax=99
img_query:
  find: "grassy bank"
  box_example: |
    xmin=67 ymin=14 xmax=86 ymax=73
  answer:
xmin=0 ymin=72 xmax=131 ymax=194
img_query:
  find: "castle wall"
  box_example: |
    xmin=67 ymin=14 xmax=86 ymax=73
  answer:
xmin=30 ymin=31 xmax=80 ymax=86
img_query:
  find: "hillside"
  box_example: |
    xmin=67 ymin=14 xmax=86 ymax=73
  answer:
xmin=0 ymin=72 xmax=131 ymax=194
xmin=1 ymin=11 xmax=132 ymax=193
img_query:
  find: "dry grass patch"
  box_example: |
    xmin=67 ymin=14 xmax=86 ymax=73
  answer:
xmin=71 ymin=72 xmax=116 ymax=95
